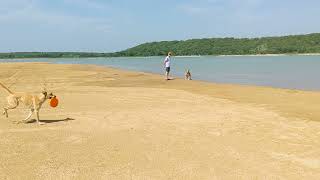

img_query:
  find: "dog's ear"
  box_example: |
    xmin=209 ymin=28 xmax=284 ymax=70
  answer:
xmin=42 ymin=91 xmax=47 ymax=97
xmin=42 ymin=86 xmax=47 ymax=93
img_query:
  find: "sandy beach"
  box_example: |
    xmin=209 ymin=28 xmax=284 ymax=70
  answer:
xmin=0 ymin=62 xmax=320 ymax=179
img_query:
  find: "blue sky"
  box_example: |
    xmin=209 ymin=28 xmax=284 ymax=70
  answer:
xmin=1 ymin=0 xmax=320 ymax=52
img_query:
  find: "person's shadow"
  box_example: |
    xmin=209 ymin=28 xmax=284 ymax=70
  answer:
xmin=27 ymin=117 xmax=75 ymax=124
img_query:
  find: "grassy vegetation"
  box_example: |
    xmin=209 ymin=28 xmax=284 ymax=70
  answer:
xmin=1 ymin=33 xmax=320 ymax=59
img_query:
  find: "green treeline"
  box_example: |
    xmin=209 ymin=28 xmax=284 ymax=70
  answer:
xmin=0 ymin=52 xmax=113 ymax=59
xmin=1 ymin=33 xmax=320 ymax=59
xmin=117 ymin=33 xmax=320 ymax=56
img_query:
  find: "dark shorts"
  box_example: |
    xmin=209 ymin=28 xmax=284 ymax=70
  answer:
xmin=165 ymin=67 xmax=170 ymax=72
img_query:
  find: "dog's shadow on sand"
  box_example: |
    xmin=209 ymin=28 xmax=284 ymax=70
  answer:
xmin=26 ymin=117 xmax=75 ymax=124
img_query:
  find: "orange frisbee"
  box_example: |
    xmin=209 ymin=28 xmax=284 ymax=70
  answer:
xmin=50 ymin=97 xmax=59 ymax=108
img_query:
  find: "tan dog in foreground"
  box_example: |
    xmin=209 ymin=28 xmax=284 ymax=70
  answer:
xmin=0 ymin=82 xmax=55 ymax=125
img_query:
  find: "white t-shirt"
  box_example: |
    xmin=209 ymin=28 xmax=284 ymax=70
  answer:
xmin=164 ymin=56 xmax=171 ymax=67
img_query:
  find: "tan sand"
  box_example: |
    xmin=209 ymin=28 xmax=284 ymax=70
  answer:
xmin=0 ymin=62 xmax=319 ymax=179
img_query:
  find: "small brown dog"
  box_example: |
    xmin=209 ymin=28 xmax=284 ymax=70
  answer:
xmin=185 ymin=69 xmax=192 ymax=80
xmin=1 ymin=82 xmax=56 ymax=125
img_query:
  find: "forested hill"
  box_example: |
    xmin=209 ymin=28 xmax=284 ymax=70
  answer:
xmin=0 ymin=52 xmax=113 ymax=59
xmin=115 ymin=33 xmax=320 ymax=56
xmin=1 ymin=33 xmax=320 ymax=59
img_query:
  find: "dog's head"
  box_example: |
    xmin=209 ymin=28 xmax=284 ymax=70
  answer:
xmin=42 ymin=91 xmax=56 ymax=99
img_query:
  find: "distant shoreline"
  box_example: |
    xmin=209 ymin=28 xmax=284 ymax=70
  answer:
xmin=1 ymin=33 xmax=320 ymax=59
xmin=217 ymin=53 xmax=320 ymax=57
xmin=1 ymin=53 xmax=320 ymax=59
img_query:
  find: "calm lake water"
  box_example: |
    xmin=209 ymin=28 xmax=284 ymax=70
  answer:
xmin=1 ymin=55 xmax=319 ymax=91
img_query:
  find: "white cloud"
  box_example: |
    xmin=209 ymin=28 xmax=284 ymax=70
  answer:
xmin=63 ymin=0 xmax=110 ymax=10
xmin=178 ymin=0 xmax=264 ymax=15
xmin=0 ymin=0 xmax=34 ymax=15
xmin=0 ymin=0 xmax=112 ymax=33
xmin=0 ymin=0 xmax=32 ymax=9
xmin=178 ymin=4 xmax=208 ymax=15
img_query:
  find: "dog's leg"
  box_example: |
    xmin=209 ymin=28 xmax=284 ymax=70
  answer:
xmin=22 ymin=109 xmax=34 ymax=123
xmin=3 ymin=97 xmax=19 ymax=118
xmin=3 ymin=105 xmax=18 ymax=118
xmin=3 ymin=104 xmax=19 ymax=118
xmin=35 ymin=109 xmax=45 ymax=125
xmin=3 ymin=108 xmax=8 ymax=117
xmin=32 ymin=98 xmax=45 ymax=125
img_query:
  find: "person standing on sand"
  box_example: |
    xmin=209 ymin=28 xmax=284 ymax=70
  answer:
xmin=164 ymin=52 xmax=172 ymax=80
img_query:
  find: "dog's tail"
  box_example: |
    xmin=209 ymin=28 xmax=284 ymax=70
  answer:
xmin=0 ymin=82 xmax=13 ymax=94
